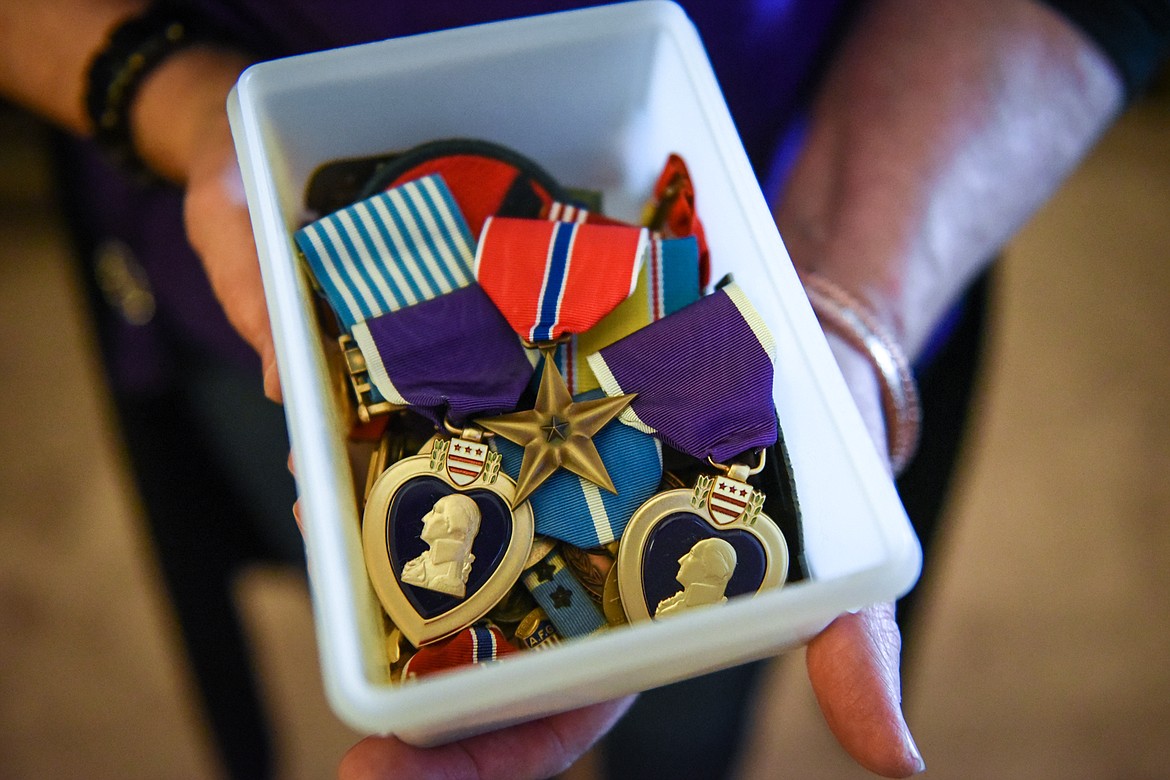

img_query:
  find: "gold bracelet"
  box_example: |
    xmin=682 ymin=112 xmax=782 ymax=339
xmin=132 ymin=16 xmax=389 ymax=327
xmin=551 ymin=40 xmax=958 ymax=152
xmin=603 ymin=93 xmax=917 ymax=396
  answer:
xmin=800 ymin=270 xmax=921 ymax=475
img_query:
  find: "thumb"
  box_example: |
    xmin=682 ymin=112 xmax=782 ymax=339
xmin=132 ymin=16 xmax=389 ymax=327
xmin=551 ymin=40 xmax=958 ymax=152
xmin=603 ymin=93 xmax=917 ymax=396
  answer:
xmin=805 ymin=602 xmax=924 ymax=777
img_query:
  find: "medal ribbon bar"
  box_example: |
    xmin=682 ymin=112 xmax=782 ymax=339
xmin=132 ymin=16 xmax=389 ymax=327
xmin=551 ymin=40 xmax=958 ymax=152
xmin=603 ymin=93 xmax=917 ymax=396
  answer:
xmin=474 ymin=216 xmax=648 ymax=343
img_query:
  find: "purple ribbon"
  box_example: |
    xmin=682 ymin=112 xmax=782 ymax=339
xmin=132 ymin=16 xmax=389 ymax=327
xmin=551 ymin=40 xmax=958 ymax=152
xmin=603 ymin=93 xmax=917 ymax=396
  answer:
xmin=586 ymin=283 xmax=776 ymax=463
xmin=351 ymin=284 xmax=533 ymax=426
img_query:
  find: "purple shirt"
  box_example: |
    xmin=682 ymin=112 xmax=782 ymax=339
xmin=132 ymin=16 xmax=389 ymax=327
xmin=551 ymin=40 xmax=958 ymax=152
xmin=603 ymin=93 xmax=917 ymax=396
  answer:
xmin=69 ymin=1 xmax=848 ymax=392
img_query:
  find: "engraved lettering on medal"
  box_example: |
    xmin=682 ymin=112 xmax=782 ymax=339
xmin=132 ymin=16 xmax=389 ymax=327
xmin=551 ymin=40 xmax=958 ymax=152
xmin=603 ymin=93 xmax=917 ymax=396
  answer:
xmin=654 ymin=537 xmax=737 ymax=618
xmin=400 ymin=493 xmax=482 ymax=598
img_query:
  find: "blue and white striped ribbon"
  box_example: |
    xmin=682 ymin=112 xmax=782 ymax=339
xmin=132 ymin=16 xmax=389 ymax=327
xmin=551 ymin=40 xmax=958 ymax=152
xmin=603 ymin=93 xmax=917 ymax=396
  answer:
xmin=294 ymin=174 xmax=476 ymax=332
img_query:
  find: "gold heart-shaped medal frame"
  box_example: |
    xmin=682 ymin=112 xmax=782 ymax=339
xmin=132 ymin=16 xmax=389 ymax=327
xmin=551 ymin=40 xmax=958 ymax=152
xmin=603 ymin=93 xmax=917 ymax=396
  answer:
xmin=617 ymin=478 xmax=788 ymax=623
xmin=363 ymin=444 xmax=534 ymax=647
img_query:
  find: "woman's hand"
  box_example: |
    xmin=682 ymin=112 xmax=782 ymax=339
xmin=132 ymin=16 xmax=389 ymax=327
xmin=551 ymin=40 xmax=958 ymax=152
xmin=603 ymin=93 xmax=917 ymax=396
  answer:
xmin=773 ymin=0 xmax=1121 ymax=769
xmin=801 ymin=334 xmax=924 ymax=777
xmin=807 ymin=602 xmax=923 ymax=777
xmin=339 ymin=697 xmax=635 ymax=780
xmin=181 ymin=106 xmax=283 ymax=402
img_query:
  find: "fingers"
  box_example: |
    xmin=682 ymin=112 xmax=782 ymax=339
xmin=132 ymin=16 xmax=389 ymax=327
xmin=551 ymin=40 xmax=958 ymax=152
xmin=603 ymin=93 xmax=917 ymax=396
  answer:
xmin=339 ymin=697 xmax=634 ymax=780
xmin=182 ymin=132 xmax=283 ymax=401
xmin=185 ymin=167 xmax=270 ymax=341
xmin=808 ymin=288 xmax=917 ymax=774
xmin=805 ymin=602 xmax=924 ymax=777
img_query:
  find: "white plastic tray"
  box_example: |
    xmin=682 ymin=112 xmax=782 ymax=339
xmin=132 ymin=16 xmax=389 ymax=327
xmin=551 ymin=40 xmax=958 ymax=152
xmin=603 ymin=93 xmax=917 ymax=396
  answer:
xmin=228 ymin=0 xmax=920 ymax=742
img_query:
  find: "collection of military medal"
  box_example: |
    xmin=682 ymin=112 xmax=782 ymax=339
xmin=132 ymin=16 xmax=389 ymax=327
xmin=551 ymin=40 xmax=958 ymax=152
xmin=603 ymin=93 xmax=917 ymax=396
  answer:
xmin=293 ymin=139 xmax=803 ymax=682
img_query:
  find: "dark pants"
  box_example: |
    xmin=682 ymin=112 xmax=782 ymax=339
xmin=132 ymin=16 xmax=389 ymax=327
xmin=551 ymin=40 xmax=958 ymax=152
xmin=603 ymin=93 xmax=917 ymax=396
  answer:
xmin=112 ymin=353 xmax=301 ymax=780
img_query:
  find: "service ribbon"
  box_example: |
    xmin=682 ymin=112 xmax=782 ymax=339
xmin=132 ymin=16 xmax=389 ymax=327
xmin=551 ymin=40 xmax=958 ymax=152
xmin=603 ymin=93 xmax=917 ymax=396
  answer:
xmin=586 ymin=282 xmax=777 ymax=462
xmin=294 ymin=174 xmax=476 ymax=332
xmin=402 ymin=624 xmax=518 ymax=678
xmin=474 ymin=216 xmax=647 ymax=343
xmin=544 ymin=200 xmax=629 ymax=227
xmin=520 ymin=548 xmax=607 ymax=638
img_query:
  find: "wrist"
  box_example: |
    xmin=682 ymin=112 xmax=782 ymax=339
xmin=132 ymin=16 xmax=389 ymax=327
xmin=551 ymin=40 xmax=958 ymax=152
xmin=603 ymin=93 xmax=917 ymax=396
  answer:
xmin=129 ymin=44 xmax=250 ymax=183
xmin=83 ymin=5 xmax=251 ymax=184
xmin=801 ymin=270 xmax=920 ymax=474
xmin=775 ymin=0 xmax=1122 ymax=363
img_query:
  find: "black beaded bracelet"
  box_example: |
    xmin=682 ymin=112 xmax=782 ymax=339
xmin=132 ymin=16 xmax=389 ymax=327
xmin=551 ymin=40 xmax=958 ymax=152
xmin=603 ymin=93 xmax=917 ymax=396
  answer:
xmin=84 ymin=5 xmax=214 ymax=181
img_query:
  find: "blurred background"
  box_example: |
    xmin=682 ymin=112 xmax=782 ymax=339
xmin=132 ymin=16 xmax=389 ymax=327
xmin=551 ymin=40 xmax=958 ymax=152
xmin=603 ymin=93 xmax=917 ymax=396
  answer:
xmin=1 ymin=72 xmax=1167 ymax=778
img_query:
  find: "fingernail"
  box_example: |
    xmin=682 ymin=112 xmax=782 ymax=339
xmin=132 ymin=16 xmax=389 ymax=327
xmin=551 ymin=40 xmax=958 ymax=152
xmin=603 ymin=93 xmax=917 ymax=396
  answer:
xmin=292 ymin=500 xmax=304 ymax=535
xmin=263 ymin=362 xmax=283 ymax=403
xmin=905 ymin=730 xmax=925 ymax=775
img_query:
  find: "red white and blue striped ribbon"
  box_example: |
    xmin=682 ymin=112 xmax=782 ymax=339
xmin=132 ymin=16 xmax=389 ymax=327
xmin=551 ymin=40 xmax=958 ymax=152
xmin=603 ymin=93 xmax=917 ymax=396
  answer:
xmin=401 ymin=623 xmax=518 ymax=678
xmin=474 ymin=217 xmax=647 ymax=343
xmin=470 ymin=624 xmax=502 ymax=663
xmin=545 ymin=200 xmax=629 ymax=227
xmin=545 ymin=201 xmax=590 ymax=224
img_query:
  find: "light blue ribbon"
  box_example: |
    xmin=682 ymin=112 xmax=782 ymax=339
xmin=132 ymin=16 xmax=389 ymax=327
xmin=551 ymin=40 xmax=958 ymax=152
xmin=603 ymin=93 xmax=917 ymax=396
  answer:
xmin=294 ymin=174 xmax=476 ymax=332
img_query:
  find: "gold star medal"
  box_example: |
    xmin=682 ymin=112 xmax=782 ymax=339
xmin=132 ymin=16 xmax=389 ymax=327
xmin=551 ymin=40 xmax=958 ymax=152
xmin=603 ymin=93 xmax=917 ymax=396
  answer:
xmin=477 ymin=347 xmax=635 ymax=507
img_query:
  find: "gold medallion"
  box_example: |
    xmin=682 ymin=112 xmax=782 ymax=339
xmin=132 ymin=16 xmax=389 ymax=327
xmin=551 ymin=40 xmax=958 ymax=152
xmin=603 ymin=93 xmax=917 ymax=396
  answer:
xmin=617 ymin=455 xmax=787 ymax=623
xmin=476 ymin=347 xmax=634 ymax=506
xmin=363 ymin=432 xmax=534 ymax=647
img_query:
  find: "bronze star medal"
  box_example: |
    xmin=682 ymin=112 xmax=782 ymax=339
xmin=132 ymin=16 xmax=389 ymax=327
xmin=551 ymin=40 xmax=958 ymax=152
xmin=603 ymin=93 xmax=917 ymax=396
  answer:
xmin=477 ymin=349 xmax=635 ymax=507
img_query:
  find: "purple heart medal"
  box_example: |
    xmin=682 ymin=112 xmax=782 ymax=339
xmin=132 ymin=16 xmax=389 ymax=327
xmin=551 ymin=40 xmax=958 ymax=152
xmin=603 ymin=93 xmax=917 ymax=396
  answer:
xmin=358 ymin=284 xmax=537 ymax=647
xmin=587 ymin=282 xmax=789 ymax=622
xmin=293 ymin=172 xmax=538 ymax=647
